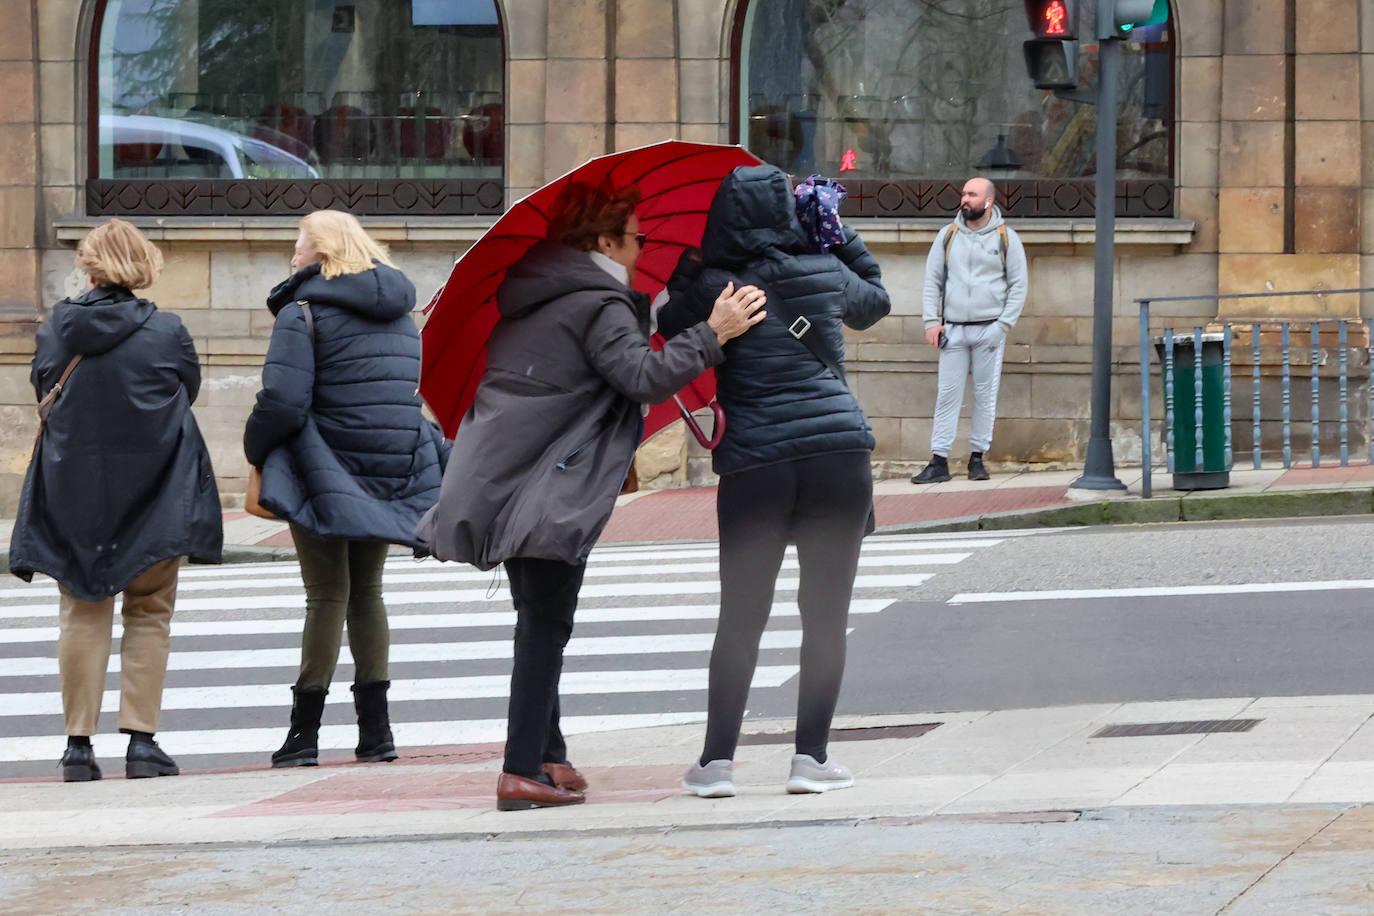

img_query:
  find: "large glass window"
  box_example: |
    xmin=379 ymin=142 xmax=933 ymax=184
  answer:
xmin=739 ymin=0 xmax=1172 ymax=189
xmin=91 ymin=0 xmax=504 ymax=214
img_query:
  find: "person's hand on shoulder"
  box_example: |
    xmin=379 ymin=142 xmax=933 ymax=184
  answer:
xmin=706 ymin=282 xmax=767 ymax=345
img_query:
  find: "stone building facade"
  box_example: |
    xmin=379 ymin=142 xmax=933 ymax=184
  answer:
xmin=0 ymin=1 xmax=1369 ymax=512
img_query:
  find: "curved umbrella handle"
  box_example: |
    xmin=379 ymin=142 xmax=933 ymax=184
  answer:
xmin=674 ymin=395 xmax=726 ymax=450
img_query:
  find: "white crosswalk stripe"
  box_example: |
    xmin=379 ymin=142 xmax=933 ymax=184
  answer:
xmin=0 ymin=534 xmax=1008 ymax=766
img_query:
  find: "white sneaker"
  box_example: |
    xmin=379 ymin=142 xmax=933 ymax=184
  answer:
xmin=786 ymin=753 xmax=854 ymax=794
xmin=682 ymin=759 xmax=735 ymax=797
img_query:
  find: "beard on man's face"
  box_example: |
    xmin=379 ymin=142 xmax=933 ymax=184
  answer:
xmin=960 ymin=203 xmax=988 ymax=221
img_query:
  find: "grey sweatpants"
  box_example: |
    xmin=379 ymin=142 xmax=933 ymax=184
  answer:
xmin=931 ymin=322 xmax=1007 ymax=457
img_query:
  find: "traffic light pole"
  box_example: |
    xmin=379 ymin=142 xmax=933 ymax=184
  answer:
xmin=1071 ymin=27 xmax=1127 ymax=492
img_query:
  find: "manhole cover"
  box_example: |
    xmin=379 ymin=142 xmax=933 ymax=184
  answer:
xmin=1090 ymin=719 xmax=1262 ymax=739
xmin=739 ymin=722 xmax=941 ymax=746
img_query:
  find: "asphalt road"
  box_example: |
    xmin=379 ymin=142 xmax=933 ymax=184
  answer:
xmin=811 ymin=517 xmax=1374 ymax=719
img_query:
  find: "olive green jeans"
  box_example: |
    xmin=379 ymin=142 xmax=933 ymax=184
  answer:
xmin=289 ymin=524 xmax=391 ymax=690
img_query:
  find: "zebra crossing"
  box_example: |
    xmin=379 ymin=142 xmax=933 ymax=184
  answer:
xmin=0 ymin=531 xmax=1038 ymax=776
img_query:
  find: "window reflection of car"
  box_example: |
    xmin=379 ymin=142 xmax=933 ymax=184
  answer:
xmin=101 ymin=114 xmax=320 ymax=180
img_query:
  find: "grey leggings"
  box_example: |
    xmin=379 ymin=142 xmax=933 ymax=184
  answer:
xmin=289 ymin=523 xmax=391 ymax=690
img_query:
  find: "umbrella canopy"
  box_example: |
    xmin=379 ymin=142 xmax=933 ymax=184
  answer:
xmin=419 ymin=140 xmax=762 ymax=440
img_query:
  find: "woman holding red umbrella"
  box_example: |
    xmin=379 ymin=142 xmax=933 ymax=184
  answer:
xmin=417 ymin=181 xmax=767 ymax=810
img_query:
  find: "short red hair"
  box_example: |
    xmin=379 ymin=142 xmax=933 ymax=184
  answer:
xmin=546 ymin=182 xmax=641 ymax=252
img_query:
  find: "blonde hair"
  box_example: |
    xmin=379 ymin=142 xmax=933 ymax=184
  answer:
xmin=75 ymin=219 xmax=164 ymax=290
xmin=299 ymin=210 xmax=397 ymax=280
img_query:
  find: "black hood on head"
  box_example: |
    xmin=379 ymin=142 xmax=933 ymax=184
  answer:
xmin=700 ymin=165 xmax=808 ymax=267
xmin=50 ymin=286 xmax=156 ymax=356
xmin=268 ymin=262 xmax=417 ymax=321
xmin=497 ymin=242 xmax=632 ymax=319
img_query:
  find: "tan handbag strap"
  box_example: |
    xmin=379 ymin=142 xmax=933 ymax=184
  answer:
xmin=34 ymin=355 xmax=83 ymax=446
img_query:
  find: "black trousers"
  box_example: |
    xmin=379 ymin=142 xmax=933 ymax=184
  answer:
xmin=701 ymin=450 xmax=873 ymax=763
xmin=502 ymin=556 xmax=587 ymax=778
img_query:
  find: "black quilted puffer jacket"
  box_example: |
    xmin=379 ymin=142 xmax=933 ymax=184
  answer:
xmin=656 ymin=165 xmax=891 ymax=475
xmin=244 ymin=261 xmax=445 ymax=548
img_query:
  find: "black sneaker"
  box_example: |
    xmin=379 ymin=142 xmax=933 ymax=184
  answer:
xmin=60 ymin=744 xmax=102 ymax=782
xmin=967 ymin=454 xmax=990 ymax=481
xmin=911 ymin=457 xmax=951 ymax=484
xmin=126 ymin=738 xmax=180 ymax=779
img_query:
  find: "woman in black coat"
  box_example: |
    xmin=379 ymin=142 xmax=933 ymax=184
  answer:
xmin=10 ymin=218 xmax=222 ymax=782
xmin=245 ymin=209 xmax=445 ymax=769
xmin=657 ymin=166 xmax=891 ymax=798
xmin=418 ymin=182 xmax=767 ymax=809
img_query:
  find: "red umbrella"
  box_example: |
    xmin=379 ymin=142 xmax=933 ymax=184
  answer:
xmin=419 ymin=140 xmax=762 ymax=442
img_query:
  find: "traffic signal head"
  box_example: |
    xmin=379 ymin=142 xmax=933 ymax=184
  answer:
xmin=1108 ymin=0 xmax=1168 ymax=36
xmin=1023 ymin=38 xmax=1079 ymax=90
xmin=1024 ymin=0 xmax=1077 ymax=40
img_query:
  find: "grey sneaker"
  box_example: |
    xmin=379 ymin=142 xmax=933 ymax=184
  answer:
xmin=682 ymin=759 xmax=735 ymax=798
xmin=786 ymin=754 xmax=854 ymax=794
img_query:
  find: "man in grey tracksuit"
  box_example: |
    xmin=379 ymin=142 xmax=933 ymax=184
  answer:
xmin=912 ymin=177 xmax=1027 ymax=484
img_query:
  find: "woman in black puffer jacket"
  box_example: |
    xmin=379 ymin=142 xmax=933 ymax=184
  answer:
xmin=658 ymin=165 xmax=890 ymax=798
xmin=245 ymin=209 xmax=445 ymax=769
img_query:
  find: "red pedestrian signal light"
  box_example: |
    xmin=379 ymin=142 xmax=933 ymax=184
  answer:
xmin=1043 ymin=1 xmax=1067 ymax=34
xmin=1024 ymin=0 xmax=1077 ymax=40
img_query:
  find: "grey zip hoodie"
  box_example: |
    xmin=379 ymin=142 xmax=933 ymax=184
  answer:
xmin=921 ymin=205 xmax=1028 ymax=330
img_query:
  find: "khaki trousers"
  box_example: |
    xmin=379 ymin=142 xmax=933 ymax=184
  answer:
xmin=58 ymin=558 xmax=180 ymax=736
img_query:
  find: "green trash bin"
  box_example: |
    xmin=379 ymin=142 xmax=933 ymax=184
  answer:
xmin=1154 ymin=332 xmax=1230 ymax=490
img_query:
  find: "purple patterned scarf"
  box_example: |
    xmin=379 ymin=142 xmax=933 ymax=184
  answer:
xmin=794 ymin=174 xmax=847 ymax=253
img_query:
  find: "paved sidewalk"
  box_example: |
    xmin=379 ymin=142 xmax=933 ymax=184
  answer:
xmin=1 ymin=696 xmax=1371 ymax=851
xmin=8 ymin=461 xmax=1374 ymax=559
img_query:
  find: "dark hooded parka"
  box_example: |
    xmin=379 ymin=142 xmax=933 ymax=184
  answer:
xmin=10 ymin=286 xmax=223 ymax=601
xmin=243 ymin=262 xmax=445 ymax=549
xmin=657 ymin=165 xmax=891 ymax=475
xmin=416 ymin=242 xmax=724 ymax=570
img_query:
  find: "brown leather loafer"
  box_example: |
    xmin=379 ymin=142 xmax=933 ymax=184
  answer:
xmin=496 ymin=772 xmax=586 ymax=811
xmin=542 ymin=762 xmax=589 ymax=793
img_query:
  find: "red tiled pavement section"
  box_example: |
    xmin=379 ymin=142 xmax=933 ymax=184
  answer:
xmin=1274 ymin=462 xmax=1374 ymax=486
xmin=600 ymin=484 xmax=1071 ymax=542
xmin=871 ymin=485 xmax=1070 ymax=527
xmin=211 ymin=764 xmax=686 ymax=817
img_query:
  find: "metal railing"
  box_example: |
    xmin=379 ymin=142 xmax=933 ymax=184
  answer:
xmin=1138 ymin=288 xmax=1374 ymax=499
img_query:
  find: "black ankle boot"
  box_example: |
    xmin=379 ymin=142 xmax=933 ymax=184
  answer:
xmin=352 ymin=681 xmax=398 ymax=763
xmin=60 ymin=738 xmax=101 ymax=782
xmin=272 ymin=686 xmax=327 ymax=768
xmin=124 ymin=731 xmax=180 ymax=779
xmin=967 ymin=452 xmax=990 ymax=481
xmin=911 ymin=455 xmax=951 ymax=484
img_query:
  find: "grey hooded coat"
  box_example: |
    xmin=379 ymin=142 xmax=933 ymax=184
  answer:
xmin=415 ymin=242 xmax=724 ymax=569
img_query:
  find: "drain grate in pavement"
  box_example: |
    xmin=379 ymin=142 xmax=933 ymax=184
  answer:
xmin=1090 ymin=719 xmax=1262 ymax=739
xmin=739 ymin=722 xmax=941 ymax=746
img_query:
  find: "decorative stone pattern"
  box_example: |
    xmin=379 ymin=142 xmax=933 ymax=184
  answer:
xmin=841 ymin=180 xmax=1175 ymax=219
xmin=86 ymin=179 xmax=505 ymax=217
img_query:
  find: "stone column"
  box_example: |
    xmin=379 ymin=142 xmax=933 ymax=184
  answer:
xmin=543 ymin=0 xmax=611 ymax=180
xmin=0 ymin=0 xmax=39 ymax=319
xmin=0 ymin=0 xmax=41 ymax=512
xmin=1218 ymin=0 xmax=1362 ymax=318
xmin=613 ymin=0 xmax=679 ymax=149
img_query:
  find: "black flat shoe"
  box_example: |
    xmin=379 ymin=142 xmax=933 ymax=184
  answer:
xmin=967 ymin=455 xmax=991 ymax=481
xmin=60 ymin=744 xmax=102 ymax=782
xmin=126 ymin=738 xmax=179 ymax=779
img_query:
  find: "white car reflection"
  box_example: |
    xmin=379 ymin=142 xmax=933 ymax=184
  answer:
xmin=101 ymin=114 xmax=321 ymax=180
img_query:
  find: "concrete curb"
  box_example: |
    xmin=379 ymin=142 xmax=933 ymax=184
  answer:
xmin=876 ymin=487 xmax=1374 ymax=534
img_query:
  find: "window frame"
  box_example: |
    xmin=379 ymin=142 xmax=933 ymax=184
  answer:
xmin=84 ymin=0 xmax=508 ymax=218
xmin=727 ymin=0 xmax=1178 ymax=220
